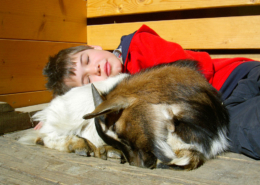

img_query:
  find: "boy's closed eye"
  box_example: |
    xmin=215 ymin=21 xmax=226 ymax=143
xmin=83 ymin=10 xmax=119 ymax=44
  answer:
xmin=81 ymin=54 xmax=91 ymax=85
xmin=80 ymin=53 xmax=90 ymax=66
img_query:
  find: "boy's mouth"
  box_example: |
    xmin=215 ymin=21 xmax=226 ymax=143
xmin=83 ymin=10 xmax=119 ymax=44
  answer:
xmin=105 ymin=61 xmax=111 ymax=76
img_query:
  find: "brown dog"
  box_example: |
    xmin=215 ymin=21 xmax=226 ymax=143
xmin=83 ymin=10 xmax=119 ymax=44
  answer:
xmin=83 ymin=60 xmax=229 ymax=170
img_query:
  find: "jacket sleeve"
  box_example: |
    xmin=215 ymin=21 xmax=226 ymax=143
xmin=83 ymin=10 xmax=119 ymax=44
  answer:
xmin=123 ymin=25 xmax=214 ymax=83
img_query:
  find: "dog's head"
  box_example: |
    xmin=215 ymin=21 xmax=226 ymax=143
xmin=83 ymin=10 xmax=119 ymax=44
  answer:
xmin=83 ymin=84 xmax=182 ymax=169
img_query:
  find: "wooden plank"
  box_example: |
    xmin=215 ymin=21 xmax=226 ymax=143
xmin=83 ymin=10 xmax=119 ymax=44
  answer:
xmin=87 ymin=15 xmax=260 ymax=50
xmin=0 ymin=102 xmax=14 ymax=112
xmin=0 ymin=39 xmax=86 ymax=95
xmin=0 ymin=0 xmax=87 ymax=42
xmin=211 ymin=54 xmax=260 ymax=61
xmin=0 ymin=167 xmax=53 ymax=185
xmin=0 ymin=102 xmax=48 ymax=134
xmin=87 ymin=0 xmax=260 ymax=18
xmin=0 ymin=110 xmax=36 ymax=135
xmin=1 ymin=134 xmax=260 ymax=184
xmin=0 ymin=91 xmax=52 ymax=108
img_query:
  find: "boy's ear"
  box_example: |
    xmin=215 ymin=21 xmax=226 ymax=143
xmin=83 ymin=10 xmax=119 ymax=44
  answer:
xmin=89 ymin=45 xmax=103 ymax=50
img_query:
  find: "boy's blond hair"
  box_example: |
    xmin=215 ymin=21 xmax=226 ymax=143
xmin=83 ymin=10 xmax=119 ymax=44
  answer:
xmin=43 ymin=45 xmax=93 ymax=96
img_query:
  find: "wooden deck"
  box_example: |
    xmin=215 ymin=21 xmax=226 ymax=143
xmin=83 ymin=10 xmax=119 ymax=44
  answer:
xmin=1 ymin=129 xmax=259 ymax=185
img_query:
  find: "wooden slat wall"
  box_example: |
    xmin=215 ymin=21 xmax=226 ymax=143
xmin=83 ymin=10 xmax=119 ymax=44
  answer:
xmin=87 ymin=16 xmax=260 ymax=50
xmin=0 ymin=0 xmax=87 ymax=108
xmin=87 ymin=1 xmax=260 ymax=62
xmin=87 ymin=0 xmax=260 ymax=18
xmin=0 ymin=91 xmax=52 ymax=109
xmin=1 ymin=0 xmax=87 ymax=42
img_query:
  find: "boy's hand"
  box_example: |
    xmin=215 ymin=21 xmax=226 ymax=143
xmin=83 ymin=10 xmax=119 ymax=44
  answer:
xmin=34 ymin=122 xmax=43 ymax=130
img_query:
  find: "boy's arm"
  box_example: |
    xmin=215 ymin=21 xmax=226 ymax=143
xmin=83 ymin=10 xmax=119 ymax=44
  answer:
xmin=122 ymin=25 xmax=214 ymax=82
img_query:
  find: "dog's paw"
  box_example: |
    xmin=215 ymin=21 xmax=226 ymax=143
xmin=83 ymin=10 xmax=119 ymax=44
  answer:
xmin=95 ymin=146 xmax=124 ymax=162
xmin=67 ymin=135 xmax=96 ymax=157
xmin=107 ymin=149 xmax=122 ymax=159
xmin=97 ymin=146 xmax=108 ymax=160
xmin=74 ymin=148 xmax=94 ymax=157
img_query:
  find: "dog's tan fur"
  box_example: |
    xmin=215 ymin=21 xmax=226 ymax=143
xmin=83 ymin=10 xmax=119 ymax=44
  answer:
xmin=84 ymin=61 xmax=229 ymax=170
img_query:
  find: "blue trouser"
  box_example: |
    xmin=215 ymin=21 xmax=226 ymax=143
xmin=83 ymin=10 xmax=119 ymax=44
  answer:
xmin=224 ymin=65 xmax=260 ymax=159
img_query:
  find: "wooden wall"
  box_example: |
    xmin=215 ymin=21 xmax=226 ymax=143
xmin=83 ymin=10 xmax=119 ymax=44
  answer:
xmin=87 ymin=0 xmax=260 ymax=61
xmin=0 ymin=0 xmax=87 ymax=108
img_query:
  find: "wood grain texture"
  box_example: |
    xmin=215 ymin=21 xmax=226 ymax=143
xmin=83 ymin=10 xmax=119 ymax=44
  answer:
xmin=87 ymin=15 xmax=260 ymax=50
xmin=0 ymin=90 xmax=52 ymax=108
xmin=211 ymin=54 xmax=260 ymax=62
xmin=1 ymin=134 xmax=260 ymax=184
xmin=87 ymin=0 xmax=260 ymax=18
xmin=0 ymin=0 xmax=88 ymax=108
xmin=0 ymin=0 xmax=87 ymax=42
xmin=0 ymin=39 xmax=86 ymax=95
xmin=0 ymin=111 xmax=35 ymax=135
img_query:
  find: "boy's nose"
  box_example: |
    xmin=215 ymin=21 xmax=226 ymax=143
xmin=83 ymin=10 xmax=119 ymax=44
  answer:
xmin=96 ymin=65 xmax=101 ymax=76
xmin=88 ymin=64 xmax=101 ymax=76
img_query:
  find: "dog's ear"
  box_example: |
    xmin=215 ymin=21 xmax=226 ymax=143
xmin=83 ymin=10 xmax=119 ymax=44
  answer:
xmin=83 ymin=84 xmax=131 ymax=120
xmin=91 ymin=84 xmax=104 ymax=107
xmin=83 ymin=98 xmax=128 ymax=119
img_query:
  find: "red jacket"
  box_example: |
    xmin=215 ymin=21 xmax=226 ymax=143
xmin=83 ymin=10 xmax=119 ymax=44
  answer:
xmin=122 ymin=25 xmax=254 ymax=91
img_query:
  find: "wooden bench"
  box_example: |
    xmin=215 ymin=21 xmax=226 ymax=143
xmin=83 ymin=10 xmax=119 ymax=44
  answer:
xmin=0 ymin=1 xmax=260 ymax=184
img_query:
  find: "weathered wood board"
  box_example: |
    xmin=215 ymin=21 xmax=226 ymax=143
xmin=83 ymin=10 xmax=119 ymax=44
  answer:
xmin=1 ymin=129 xmax=259 ymax=185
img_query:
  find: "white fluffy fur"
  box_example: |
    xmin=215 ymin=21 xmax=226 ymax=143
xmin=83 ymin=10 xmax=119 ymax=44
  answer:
xmin=18 ymin=74 xmax=129 ymax=152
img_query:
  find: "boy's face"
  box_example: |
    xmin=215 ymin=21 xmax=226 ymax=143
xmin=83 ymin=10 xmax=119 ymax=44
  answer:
xmin=64 ymin=48 xmax=122 ymax=88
